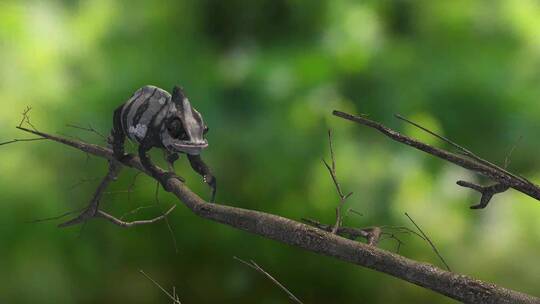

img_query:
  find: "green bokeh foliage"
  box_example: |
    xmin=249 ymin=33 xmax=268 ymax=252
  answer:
xmin=1 ymin=1 xmax=540 ymax=303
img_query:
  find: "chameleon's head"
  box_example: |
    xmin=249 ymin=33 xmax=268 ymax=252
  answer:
xmin=162 ymin=86 xmax=209 ymax=155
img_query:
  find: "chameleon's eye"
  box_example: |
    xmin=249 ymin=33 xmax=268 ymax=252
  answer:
xmin=203 ymin=126 xmax=209 ymax=135
xmin=167 ymin=118 xmax=186 ymax=139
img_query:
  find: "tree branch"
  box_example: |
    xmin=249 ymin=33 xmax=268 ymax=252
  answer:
xmin=333 ymin=110 xmax=540 ymax=209
xmin=13 ymin=126 xmax=540 ymax=304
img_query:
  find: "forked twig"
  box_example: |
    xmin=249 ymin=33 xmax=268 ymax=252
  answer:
xmin=58 ymin=159 xmax=177 ymax=228
xmin=1 ymin=107 xmax=44 ymax=146
xmin=323 ymin=130 xmax=353 ymax=234
xmin=456 ymin=181 xmax=509 ymax=209
xmin=18 ymin=106 xmax=37 ymax=130
xmin=234 ymin=257 xmax=303 ymax=304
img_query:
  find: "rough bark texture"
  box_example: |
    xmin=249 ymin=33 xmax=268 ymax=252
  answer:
xmin=332 ymin=111 xmax=540 ymax=205
xmin=17 ymin=126 xmax=540 ymax=304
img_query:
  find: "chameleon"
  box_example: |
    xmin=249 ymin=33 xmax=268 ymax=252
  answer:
xmin=112 ymin=85 xmax=216 ymax=202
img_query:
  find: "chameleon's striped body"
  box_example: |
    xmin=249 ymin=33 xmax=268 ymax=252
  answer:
xmin=121 ymin=85 xmax=171 ymax=145
xmin=111 ymin=85 xmax=216 ymax=202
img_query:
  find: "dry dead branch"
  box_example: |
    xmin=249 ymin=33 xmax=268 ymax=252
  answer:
xmin=8 ymin=121 xmax=540 ymax=303
xmin=333 ymin=110 xmax=540 ymax=209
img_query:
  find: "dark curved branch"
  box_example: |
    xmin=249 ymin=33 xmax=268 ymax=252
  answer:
xmin=14 ymin=126 xmax=540 ymax=304
xmin=333 ymin=110 xmax=540 ymax=208
xmin=456 ymin=181 xmax=510 ymax=209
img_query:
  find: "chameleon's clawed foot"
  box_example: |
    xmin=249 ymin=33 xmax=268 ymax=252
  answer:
xmin=166 ymin=153 xmax=180 ymax=164
xmin=115 ymin=153 xmax=135 ymax=164
xmin=160 ymin=171 xmax=185 ymax=192
xmin=204 ymin=174 xmax=217 ymax=203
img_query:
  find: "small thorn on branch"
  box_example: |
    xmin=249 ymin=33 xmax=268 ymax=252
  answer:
xmin=456 ymin=181 xmax=510 ymax=209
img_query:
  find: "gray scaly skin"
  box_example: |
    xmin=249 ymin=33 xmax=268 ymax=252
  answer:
xmin=112 ymin=85 xmax=216 ymax=202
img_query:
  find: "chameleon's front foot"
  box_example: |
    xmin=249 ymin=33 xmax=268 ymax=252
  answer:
xmin=160 ymin=171 xmax=185 ymax=192
xmin=204 ymin=174 xmax=217 ymax=203
xmin=114 ymin=152 xmax=135 ymax=164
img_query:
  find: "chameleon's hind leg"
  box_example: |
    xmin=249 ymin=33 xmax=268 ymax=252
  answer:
xmin=162 ymin=150 xmax=185 ymax=184
xmin=112 ymin=105 xmax=134 ymax=162
xmin=163 ymin=150 xmax=181 ymax=174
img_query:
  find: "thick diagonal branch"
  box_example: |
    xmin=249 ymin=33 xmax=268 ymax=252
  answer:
xmin=14 ymin=126 xmax=540 ymax=304
xmin=333 ymin=111 xmax=540 ymax=208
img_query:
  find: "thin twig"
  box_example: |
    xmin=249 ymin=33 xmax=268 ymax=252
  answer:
xmin=18 ymin=106 xmax=37 ymax=130
xmin=380 ymin=232 xmax=406 ymax=253
xmin=404 ymin=212 xmax=451 ymax=272
xmin=0 ymin=137 xmax=45 ymax=146
xmin=395 ymin=114 xmax=524 ymax=184
xmin=323 ymin=130 xmax=353 ymax=234
xmin=59 ymin=160 xmax=122 ymax=227
xmin=128 ymin=172 xmax=142 ymax=204
xmin=234 ymin=257 xmax=304 ymax=304
xmin=120 ymin=204 xmax=156 ymax=220
xmin=139 ymin=270 xmax=181 ymax=304
xmin=97 ymin=205 xmax=176 ymax=228
xmin=156 ymin=181 xmax=179 ymax=253
xmin=380 ymin=225 xmax=427 ymax=241
xmin=27 ymin=207 xmax=85 ymax=223
xmin=67 ymin=123 xmax=106 ymax=140
xmin=395 ymin=114 xmax=472 ymax=156
xmin=504 ymin=135 xmax=523 ymax=169
xmin=347 ymin=208 xmax=363 ymax=217
xmin=68 ymin=178 xmax=101 ymax=190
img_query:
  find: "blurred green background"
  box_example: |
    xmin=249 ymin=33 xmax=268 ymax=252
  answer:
xmin=1 ymin=0 xmax=540 ymax=303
